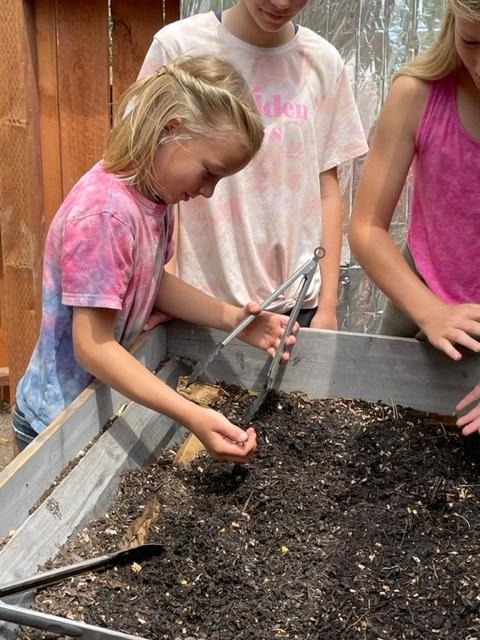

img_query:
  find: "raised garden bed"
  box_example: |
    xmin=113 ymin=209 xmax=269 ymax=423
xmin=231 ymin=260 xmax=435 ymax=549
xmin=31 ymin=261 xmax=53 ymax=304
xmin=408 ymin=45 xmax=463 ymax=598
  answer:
xmin=19 ymin=385 xmax=480 ymax=639
xmin=0 ymin=321 xmax=478 ymax=639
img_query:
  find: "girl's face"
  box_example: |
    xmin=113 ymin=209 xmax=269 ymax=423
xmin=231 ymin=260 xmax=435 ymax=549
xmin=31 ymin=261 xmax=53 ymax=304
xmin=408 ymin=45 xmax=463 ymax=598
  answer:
xmin=151 ymin=132 xmax=252 ymax=205
xmin=241 ymin=0 xmax=309 ymax=34
xmin=455 ymin=15 xmax=480 ymax=89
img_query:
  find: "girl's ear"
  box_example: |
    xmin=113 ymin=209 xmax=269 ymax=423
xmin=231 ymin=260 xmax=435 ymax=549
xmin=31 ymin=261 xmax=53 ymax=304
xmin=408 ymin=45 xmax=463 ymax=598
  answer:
xmin=166 ymin=116 xmax=182 ymax=132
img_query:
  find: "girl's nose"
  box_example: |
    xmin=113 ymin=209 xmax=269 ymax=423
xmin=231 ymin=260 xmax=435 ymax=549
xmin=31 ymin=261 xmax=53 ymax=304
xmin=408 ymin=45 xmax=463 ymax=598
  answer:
xmin=199 ymin=178 xmax=219 ymax=199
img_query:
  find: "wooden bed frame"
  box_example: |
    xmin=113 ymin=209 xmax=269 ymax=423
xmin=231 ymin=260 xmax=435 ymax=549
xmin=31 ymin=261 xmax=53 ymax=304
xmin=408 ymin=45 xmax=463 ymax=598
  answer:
xmin=0 ymin=320 xmax=477 ymax=634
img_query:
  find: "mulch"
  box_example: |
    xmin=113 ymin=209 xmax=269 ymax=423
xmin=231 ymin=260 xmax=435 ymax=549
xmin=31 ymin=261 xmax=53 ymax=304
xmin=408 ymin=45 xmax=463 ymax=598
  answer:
xmin=20 ymin=386 xmax=480 ymax=640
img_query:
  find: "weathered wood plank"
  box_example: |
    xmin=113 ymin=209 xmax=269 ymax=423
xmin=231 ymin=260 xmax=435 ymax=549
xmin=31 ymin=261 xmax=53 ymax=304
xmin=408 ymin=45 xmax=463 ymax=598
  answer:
xmin=110 ymin=0 xmax=168 ymax=105
xmin=0 ymin=0 xmax=45 ymax=402
xmin=165 ymin=321 xmax=479 ymax=415
xmin=0 ymin=358 xmax=185 ymax=596
xmin=0 ymin=326 xmax=167 ymax=539
xmin=56 ymin=0 xmax=110 ymax=194
xmin=35 ymin=0 xmax=63 ymax=227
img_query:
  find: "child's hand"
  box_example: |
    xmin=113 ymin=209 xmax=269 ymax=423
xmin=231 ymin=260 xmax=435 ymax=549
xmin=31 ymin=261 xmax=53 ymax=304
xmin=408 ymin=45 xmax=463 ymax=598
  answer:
xmin=189 ymin=406 xmax=257 ymax=462
xmin=456 ymin=384 xmax=480 ymax=436
xmin=143 ymin=309 xmax=173 ymax=330
xmin=236 ymin=301 xmax=298 ymax=360
xmin=419 ymin=302 xmax=480 ymax=360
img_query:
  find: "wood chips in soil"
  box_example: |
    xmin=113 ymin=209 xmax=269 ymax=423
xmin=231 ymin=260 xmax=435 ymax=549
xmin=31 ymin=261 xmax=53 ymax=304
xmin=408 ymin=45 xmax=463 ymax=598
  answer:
xmin=20 ymin=386 xmax=480 ymax=640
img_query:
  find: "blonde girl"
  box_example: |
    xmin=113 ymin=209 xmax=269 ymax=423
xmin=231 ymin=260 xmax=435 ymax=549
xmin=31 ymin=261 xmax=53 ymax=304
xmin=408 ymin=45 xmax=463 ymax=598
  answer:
xmin=13 ymin=54 xmax=297 ymax=461
xmin=348 ymin=0 xmax=480 ymax=435
xmin=349 ymin=0 xmax=480 ymax=360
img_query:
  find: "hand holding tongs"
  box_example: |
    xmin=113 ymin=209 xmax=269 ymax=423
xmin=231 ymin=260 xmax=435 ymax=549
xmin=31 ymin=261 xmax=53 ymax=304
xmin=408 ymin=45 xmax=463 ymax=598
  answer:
xmin=188 ymin=247 xmax=325 ymax=416
xmin=0 ymin=544 xmax=164 ymax=639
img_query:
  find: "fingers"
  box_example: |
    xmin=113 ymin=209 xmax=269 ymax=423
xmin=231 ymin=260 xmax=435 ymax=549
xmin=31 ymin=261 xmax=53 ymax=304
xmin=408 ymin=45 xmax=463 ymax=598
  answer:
xmin=193 ymin=411 xmax=258 ymax=463
xmin=455 ymin=333 xmax=480 ymax=354
xmin=456 ymin=385 xmax=480 ymax=436
xmin=213 ymin=427 xmax=257 ymax=462
xmin=456 ymin=410 xmax=480 ymax=437
xmin=431 ymin=330 xmax=480 ymax=361
xmin=245 ymin=301 xmax=261 ymax=316
xmin=456 ymin=385 xmax=480 ymax=411
xmin=422 ymin=303 xmax=480 ymax=359
xmin=435 ymin=338 xmax=463 ymax=361
xmin=143 ymin=310 xmax=172 ymax=330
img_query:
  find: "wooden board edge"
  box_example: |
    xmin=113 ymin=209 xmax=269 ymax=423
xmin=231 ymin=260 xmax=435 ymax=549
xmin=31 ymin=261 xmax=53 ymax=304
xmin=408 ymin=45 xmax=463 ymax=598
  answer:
xmin=165 ymin=321 xmax=479 ymax=415
xmin=0 ymin=327 xmax=167 ymax=538
xmin=0 ymin=358 xmax=186 ymax=589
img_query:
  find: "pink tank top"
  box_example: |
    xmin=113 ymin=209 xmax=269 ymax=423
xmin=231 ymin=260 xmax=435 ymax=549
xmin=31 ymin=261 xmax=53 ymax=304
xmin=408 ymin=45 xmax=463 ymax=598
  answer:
xmin=407 ymin=73 xmax=480 ymax=303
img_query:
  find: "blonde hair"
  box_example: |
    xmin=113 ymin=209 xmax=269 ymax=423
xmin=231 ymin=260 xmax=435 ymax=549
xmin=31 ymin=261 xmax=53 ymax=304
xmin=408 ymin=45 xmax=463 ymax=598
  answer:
xmin=104 ymin=54 xmax=264 ymax=196
xmin=399 ymin=0 xmax=480 ymax=81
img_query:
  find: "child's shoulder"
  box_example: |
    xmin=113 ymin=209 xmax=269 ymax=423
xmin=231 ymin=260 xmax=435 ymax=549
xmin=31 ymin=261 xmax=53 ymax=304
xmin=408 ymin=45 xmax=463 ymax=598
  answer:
xmin=376 ymin=75 xmax=432 ymax=138
xmin=293 ymin=26 xmax=345 ymax=81
xmin=388 ymin=74 xmax=432 ymax=103
xmin=59 ymin=163 xmax=133 ymax=219
xmin=296 ymin=24 xmax=342 ymax=58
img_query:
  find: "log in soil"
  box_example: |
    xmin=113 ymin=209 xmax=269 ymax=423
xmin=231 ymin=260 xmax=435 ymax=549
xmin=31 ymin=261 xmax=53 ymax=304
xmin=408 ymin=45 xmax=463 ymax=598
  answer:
xmin=22 ymin=387 xmax=480 ymax=640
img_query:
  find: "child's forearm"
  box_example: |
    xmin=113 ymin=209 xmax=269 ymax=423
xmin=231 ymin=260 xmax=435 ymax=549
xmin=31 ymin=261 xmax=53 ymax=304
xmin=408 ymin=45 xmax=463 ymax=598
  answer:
xmin=349 ymin=225 xmax=442 ymax=325
xmin=318 ymin=169 xmax=343 ymax=314
xmin=77 ymin=336 xmax=201 ymax=425
xmin=155 ymin=269 xmax=242 ymax=331
xmin=75 ymin=336 xmax=257 ymax=462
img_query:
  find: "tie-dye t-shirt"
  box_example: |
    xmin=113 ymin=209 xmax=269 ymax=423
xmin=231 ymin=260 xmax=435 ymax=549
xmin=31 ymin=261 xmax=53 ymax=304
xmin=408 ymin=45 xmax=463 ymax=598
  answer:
xmin=16 ymin=161 xmax=174 ymax=433
xmin=139 ymin=11 xmax=368 ymax=312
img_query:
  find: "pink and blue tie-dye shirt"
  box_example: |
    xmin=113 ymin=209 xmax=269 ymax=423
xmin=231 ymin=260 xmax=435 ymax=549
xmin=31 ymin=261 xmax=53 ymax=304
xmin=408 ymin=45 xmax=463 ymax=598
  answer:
xmin=16 ymin=161 xmax=174 ymax=433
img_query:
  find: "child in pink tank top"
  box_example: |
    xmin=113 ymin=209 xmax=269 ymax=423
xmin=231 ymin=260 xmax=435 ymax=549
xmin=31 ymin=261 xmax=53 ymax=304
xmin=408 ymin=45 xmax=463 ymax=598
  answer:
xmin=348 ymin=0 xmax=480 ymax=435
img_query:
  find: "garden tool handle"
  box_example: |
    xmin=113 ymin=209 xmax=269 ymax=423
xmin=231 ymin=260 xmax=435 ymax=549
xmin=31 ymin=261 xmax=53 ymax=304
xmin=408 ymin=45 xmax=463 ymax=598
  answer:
xmin=244 ymin=248 xmax=324 ymax=421
xmin=0 ymin=544 xmax=165 ymax=598
xmin=0 ymin=599 xmax=150 ymax=638
xmin=219 ymin=246 xmax=326 ymax=349
xmin=187 ymin=247 xmax=325 ymax=386
xmin=263 ymin=257 xmax=319 ymax=392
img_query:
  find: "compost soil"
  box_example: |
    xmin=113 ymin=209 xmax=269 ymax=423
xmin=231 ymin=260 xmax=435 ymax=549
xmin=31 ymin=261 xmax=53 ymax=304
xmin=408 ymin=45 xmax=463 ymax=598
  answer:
xmin=21 ymin=387 xmax=480 ymax=640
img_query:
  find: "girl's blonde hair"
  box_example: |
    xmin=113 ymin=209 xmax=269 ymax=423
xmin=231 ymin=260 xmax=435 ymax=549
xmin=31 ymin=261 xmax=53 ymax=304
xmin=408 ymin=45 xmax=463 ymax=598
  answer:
xmin=104 ymin=54 xmax=264 ymax=196
xmin=399 ymin=0 xmax=480 ymax=80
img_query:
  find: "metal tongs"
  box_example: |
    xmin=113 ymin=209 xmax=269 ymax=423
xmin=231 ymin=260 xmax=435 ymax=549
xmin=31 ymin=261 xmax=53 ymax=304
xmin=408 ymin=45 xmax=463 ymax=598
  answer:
xmin=188 ymin=246 xmax=325 ymax=420
xmin=0 ymin=544 xmax=165 ymax=639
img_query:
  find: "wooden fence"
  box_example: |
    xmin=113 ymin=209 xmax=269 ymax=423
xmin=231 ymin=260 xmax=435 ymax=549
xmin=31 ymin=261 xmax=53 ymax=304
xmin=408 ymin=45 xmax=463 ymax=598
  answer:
xmin=0 ymin=0 xmax=180 ymax=404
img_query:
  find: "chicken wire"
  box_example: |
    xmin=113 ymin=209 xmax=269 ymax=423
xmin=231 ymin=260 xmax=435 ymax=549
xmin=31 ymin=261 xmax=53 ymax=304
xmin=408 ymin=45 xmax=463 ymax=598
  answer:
xmin=180 ymin=0 xmax=445 ymax=332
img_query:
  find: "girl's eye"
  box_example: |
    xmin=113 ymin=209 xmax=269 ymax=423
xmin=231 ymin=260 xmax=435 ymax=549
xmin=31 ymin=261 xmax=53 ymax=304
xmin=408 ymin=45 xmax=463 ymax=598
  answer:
xmin=204 ymin=168 xmax=215 ymax=177
xmin=462 ymin=38 xmax=479 ymax=46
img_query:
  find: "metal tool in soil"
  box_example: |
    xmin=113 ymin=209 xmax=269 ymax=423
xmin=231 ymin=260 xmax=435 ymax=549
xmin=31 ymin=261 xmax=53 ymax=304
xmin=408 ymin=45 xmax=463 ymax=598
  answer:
xmin=0 ymin=544 xmax=165 ymax=639
xmin=188 ymin=246 xmax=325 ymax=420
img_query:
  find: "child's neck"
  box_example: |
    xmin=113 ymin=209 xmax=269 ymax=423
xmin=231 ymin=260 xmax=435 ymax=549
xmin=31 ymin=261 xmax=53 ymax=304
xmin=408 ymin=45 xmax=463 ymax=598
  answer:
xmin=223 ymin=4 xmax=295 ymax=47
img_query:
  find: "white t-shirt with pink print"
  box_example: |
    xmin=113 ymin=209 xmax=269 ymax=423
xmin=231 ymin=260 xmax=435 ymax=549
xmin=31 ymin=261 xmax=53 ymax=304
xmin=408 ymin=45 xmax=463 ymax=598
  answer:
xmin=139 ymin=11 xmax=367 ymax=312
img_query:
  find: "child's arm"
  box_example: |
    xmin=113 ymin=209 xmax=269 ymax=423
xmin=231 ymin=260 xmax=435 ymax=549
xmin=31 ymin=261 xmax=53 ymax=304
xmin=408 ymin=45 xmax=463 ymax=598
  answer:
xmin=153 ymin=270 xmax=297 ymax=359
xmin=73 ymin=307 xmax=257 ymax=462
xmin=456 ymin=384 xmax=480 ymax=436
xmin=311 ymin=167 xmax=342 ymax=330
xmin=348 ymin=75 xmax=480 ymax=360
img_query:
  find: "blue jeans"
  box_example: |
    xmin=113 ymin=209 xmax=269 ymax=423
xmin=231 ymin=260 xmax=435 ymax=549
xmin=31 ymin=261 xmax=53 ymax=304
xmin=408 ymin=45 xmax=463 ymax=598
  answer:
xmin=12 ymin=405 xmax=38 ymax=451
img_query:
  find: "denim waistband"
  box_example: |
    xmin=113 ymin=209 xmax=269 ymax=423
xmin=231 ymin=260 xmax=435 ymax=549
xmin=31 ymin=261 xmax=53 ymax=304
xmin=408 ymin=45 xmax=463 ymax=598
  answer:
xmin=12 ymin=405 xmax=38 ymax=450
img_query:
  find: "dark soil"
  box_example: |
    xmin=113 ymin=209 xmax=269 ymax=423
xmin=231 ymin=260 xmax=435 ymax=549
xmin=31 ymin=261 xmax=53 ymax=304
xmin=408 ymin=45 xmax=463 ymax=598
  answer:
xmin=21 ymin=387 xmax=480 ymax=640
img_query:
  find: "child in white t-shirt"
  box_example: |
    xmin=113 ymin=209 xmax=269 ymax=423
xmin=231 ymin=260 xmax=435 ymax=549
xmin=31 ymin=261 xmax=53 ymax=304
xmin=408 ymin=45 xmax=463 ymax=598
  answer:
xmin=138 ymin=0 xmax=367 ymax=329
